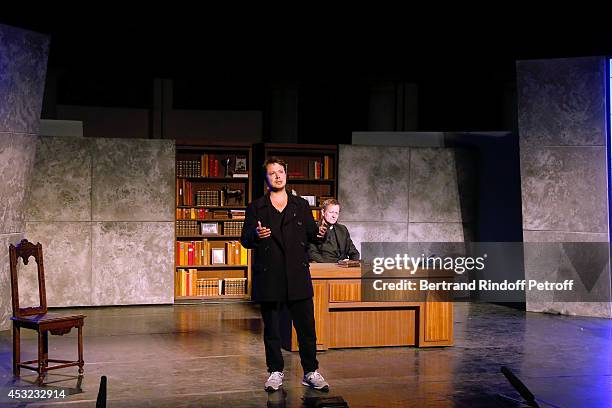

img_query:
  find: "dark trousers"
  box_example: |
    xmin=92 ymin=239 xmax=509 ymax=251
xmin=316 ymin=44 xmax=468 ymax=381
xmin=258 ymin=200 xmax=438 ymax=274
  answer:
xmin=260 ymin=298 xmax=318 ymax=374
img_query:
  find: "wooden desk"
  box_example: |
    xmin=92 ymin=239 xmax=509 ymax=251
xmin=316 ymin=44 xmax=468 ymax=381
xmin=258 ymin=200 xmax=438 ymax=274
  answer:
xmin=281 ymin=263 xmax=453 ymax=350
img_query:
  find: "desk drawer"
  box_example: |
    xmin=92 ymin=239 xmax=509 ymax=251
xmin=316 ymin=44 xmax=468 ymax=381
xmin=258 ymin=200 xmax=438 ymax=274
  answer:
xmin=328 ymin=280 xmax=361 ymax=302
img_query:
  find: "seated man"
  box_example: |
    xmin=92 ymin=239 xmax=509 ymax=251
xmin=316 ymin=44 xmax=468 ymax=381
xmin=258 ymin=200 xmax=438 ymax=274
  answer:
xmin=308 ymin=199 xmax=360 ymax=263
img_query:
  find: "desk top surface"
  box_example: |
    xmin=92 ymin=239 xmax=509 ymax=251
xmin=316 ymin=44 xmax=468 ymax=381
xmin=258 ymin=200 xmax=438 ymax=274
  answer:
xmin=308 ymin=263 xmax=456 ymax=279
xmin=309 ymin=263 xmax=362 ymax=279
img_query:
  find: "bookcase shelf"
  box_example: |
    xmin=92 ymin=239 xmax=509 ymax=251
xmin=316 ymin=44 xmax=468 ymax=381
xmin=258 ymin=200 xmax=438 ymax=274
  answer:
xmin=177 ymin=176 xmax=249 ymax=181
xmin=176 ymin=235 xmax=242 ymax=239
xmin=285 ymin=178 xmax=336 ymax=183
xmin=175 ymin=295 xmax=249 ymax=301
xmin=176 ymin=265 xmax=248 ymax=269
xmin=177 ymin=205 xmax=247 ymax=209
xmin=175 ymin=143 xmax=252 ymax=301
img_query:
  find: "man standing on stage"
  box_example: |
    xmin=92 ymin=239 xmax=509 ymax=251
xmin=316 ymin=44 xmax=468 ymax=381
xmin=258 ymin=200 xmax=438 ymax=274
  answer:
xmin=241 ymin=157 xmax=330 ymax=392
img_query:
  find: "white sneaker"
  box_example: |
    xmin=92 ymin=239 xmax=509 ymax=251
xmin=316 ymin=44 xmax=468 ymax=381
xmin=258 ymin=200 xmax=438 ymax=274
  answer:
xmin=265 ymin=371 xmax=284 ymax=392
xmin=302 ymin=370 xmax=329 ymax=391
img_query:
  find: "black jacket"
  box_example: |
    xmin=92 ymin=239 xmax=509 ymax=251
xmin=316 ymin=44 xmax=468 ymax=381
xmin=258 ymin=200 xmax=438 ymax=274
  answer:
xmin=241 ymin=193 xmax=321 ymax=301
xmin=308 ymin=223 xmax=360 ymax=263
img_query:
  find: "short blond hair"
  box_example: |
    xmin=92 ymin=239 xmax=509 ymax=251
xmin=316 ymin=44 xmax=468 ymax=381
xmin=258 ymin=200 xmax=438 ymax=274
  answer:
xmin=321 ymin=198 xmax=340 ymax=211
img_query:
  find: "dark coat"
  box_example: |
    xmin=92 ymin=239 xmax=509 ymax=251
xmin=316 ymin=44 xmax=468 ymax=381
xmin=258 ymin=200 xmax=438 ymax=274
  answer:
xmin=308 ymin=223 xmax=360 ymax=263
xmin=240 ymin=193 xmax=321 ymax=302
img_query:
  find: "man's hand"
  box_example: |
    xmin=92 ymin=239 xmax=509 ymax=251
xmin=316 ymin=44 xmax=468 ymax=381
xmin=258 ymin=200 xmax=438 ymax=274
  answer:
xmin=317 ymin=222 xmax=327 ymax=238
xmin=256 ymin=221 xmax=271 ymax=239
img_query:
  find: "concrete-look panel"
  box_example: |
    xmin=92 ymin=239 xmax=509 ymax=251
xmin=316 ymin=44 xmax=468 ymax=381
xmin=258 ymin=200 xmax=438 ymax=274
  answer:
xmin=517 ymin=57 xmax=606 ymax=147
xmin=523 ymin=233 xmax=612 ymax=317
xmin=520 ymin=147 xmax=607 ymax=233
xmin=24 ymin=222 xmax=92 ymax=307
xmin=338 ymin=145 xmax=410 ymax=222
xmin=26 ymin=136 xmax=91 ymax=221
xmin=0 ymin=233 xmax=24 ymax=331
xmin=91 ymin=222 xmax=174 ymax=305
xmin=408 ymin=223 xmax=464 ymax=242
xmin=340 ymin=221 xmax=407 ymax=255
xmin=409 ymin=148 xmax=461 ymax=223
xmin=523 ymin=230 xmax=609 ymax=243
xmin=92 ymin=139 xmax=175 ymax=222
xmin=0 ymin=132 xmax=37 ymax=233
xmin=0 ymin=25 xmax=49 ymax=134
xmin=527 ymin=301 xmax=612 ymax=318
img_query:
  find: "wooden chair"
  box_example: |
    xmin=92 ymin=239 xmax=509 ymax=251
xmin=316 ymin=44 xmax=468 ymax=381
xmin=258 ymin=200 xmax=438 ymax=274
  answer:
xmin=9 ymin=239 xmax=85 ymax=384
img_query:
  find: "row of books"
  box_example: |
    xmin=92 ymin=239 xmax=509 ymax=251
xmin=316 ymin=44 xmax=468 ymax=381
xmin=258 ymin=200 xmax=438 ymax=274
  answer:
xmin=176 ymin=220 xmax=200 ymax=236
xmin=197 ymin=190 xmax=221 ymax=206
xmin=176 ymin=182 xmax=246 ymax=207
xmin=225 ymin=277 xmax=248 ymax=295
xmin=196 ymin=189 xmax=244 ymax=207
xmin=177 ymin=160 xmax=205 ymax=178
xmin=309 ymin=156 xmax=334 ymax=179
xmin=176 ymin=208 xmax=245 ymax=221
xmin=175 ymin=272 xmax=247 ymax=297
xmin=285 ymin=156 xmax=334 ymax=180
xmin=177 ymin=208 xmax=209 ymax=220
xmin=176 ymin=154 xmax=248 ymax=178
xmin=176 ymin=240 xmax=248 ymax=266
xmin=224 ymin=221 xmax=245 ymax=236
xmin=176 ymin=220 xmax=245 ymax=236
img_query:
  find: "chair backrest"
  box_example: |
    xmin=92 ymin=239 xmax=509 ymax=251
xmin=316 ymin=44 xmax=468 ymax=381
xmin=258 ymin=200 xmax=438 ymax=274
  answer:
xmin=9 ymin=239 xmax=47 ymax=317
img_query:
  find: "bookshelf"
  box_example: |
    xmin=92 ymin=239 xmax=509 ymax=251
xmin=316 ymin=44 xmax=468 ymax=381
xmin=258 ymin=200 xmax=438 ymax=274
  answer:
xmin=175 ymin=143 xmax=252 ymax=301
xmin=253 ymin=144 xmax=338 ymax=221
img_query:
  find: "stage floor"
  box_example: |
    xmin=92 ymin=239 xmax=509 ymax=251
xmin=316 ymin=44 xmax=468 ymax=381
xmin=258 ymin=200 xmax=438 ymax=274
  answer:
xmin=0 ymin=302 xmax=611 ymax=407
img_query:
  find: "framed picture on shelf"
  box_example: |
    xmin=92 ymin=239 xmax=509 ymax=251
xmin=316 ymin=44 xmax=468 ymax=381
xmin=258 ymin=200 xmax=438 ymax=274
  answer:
xmin=301 ymin=195 xmax=317 ymax=207
xmin=201 ymin=222 xmax=219 ymax=235
xmin=234 ymin=156 xmax=247 ymax=173
xmin=211 ymin=248 xmax=225 ymax=264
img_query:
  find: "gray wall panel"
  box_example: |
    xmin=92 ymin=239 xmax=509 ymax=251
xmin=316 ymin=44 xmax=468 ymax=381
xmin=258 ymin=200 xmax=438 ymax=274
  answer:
xmin=408 ymin=223 xmax=464 ymax=242
xmin=24 ymin=222 xmax=92 ymax=307
xmin=26 ymin=136 xmax=91 ymax=221
xmin=0 ymin=133 xmax=37 ymax=233
xmin=338 ymin=145 xmax=410 ymax=222
xmin=340 ymin=221 xmax=408 ymax=255
xmin=520 ymin=147 xmax=607 ymax=233
xmin=409 ymin=148 xmax=461 ymax=223
xmin=339 ymin=144 xmax=467 ymax=256
xmin=517 ymin=57 xmax=606 ymax=147
xmin=92 ymin=139 xmax=175 ymax=222
xmin=0 ymin=25 xmax=49 ymax=134
xmin=91 ymin=222 xmax=174 ymax=305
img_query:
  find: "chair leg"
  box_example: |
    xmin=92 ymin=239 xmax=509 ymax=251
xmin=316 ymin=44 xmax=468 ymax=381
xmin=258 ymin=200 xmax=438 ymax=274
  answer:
xmin=37 ymin=331 xmax=48 ymax=384
xmin=12 ymin=325 xmax=20 ymax=377
xmin=42 ymin=330 xmax=48 ymax=372
xmin=78 ymin=325 xmax=84 ymax=375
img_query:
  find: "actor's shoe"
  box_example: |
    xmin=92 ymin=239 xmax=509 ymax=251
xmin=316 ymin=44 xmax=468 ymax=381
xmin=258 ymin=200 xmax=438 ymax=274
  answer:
xmin=302 ymin=370 xmax=329 ymax=391
xmin=265 ymin=371 xmax=284 ymax=392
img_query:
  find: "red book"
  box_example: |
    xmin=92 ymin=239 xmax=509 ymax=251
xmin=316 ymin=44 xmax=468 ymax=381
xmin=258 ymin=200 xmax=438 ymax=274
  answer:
xmin=188 ymin=243 xmax=194 ymax=265
xmin=209 ymin=154 xmax=215 ymax=177
xmin=214 ymin=159 xmax=219 ymax=177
